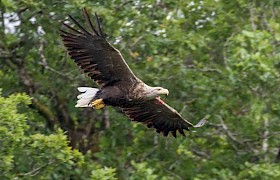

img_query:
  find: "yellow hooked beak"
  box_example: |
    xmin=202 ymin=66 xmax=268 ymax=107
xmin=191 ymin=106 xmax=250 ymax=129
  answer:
xmin=158 ymin=88 xmax=169 ymax=96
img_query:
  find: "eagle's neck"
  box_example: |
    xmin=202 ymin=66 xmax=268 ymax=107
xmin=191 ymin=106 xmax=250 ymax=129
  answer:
xmin=131 ymin=82 xmax=167 ymax=100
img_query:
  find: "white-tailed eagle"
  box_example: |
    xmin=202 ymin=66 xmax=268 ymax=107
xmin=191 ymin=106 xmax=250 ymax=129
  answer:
xmin=60 ymin=9 xmax=205 ymax=137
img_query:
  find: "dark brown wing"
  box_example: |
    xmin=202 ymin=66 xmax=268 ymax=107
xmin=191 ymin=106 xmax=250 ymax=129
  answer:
xmin=60 ymin=8 xmax=137 ymax=87
xmin=122 ymin=98 xmax=206 ymax=137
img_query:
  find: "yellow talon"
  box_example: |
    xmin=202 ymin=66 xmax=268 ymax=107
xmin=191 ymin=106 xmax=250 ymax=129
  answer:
xmin=91 ymin=98 xmax=105 ymax=109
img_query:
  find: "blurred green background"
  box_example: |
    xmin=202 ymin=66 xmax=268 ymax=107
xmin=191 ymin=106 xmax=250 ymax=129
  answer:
xmin=0 ymin=0 xmax=279 ymax=179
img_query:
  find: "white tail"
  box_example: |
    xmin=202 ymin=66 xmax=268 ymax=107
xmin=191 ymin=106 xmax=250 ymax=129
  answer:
xmin=75 ymin=87 xmax=99 ymax=107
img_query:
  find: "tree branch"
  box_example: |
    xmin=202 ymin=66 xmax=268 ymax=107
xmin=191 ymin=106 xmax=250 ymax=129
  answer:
xmin=18 ymin=160 xmax=55 ymax=177
xmin=29 ymin=98 xmax=57 ymax=129
xmin=38 ymin=39 xmax=74 ymax=80
xmin=218 ymin=116 xmax=256 ymax=153
xmin=275 ymin=147 xmax=280 ymax=163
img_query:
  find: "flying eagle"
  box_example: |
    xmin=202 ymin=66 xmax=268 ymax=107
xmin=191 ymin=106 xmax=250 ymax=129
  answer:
xmin=60 ymin=9 xmax=205 ymax=137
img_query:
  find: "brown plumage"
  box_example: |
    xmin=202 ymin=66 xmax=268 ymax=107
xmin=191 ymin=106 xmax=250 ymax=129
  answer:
xmin=60 ymin=8 xmax=205 ymax=137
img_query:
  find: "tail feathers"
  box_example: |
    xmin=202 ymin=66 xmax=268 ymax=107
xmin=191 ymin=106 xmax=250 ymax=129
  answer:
xmin=75 ymin=87 xmax=99 ymax=107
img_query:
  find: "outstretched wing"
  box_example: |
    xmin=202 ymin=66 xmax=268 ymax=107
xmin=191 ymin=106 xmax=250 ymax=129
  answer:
xmin=122 ymin=98 xmax=206 ymax=137
xmin=60 ymin=8 xmax=138 ymax=87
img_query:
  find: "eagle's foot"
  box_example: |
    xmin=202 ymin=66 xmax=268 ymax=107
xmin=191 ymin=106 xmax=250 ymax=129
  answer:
xmin=91 ymin=99 xmax=105 ymax=109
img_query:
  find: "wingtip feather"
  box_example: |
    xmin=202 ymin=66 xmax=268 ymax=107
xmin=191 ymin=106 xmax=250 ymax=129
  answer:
xmin=172 ymin=130 xmax=177 ymax=138
xmin=94 ymin=12 xmax=104 ymax=37
xmin=83 ymin=8 xmax=99 ymax=36
xmin=194 ymin=118 xmax=207 ymax=128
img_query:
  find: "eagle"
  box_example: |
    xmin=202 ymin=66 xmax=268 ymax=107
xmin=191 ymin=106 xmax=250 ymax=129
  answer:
xmin=60 ymin=9 xmax=205 ymax=137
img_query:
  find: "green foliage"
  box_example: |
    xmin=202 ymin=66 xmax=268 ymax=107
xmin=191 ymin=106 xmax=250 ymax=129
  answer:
xmin=0 ymin=92 xmax=30 ymax=175
xmin=129 ymin=161 xmax=158 ymax=180
xmin=238 ymin=162 xmax=280 ymax=180
xmin=91 ymin=167 xmax=117 ymax=180
xmin=0 ymin=92 xmax=117 ymax=179
xmin=0 ymin=0 xmax=280 ymax=179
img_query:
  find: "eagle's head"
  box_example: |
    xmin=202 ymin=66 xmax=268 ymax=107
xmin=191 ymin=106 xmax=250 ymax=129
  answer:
xmin=146 ymin=87 xmax=169 ymax=99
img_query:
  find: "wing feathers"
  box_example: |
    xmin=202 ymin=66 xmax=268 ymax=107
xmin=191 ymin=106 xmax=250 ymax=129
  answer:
xmin=60 ymin=9 xmax=138 ymax=87
xmin=172 ymin=130 xmax=177 ymax=138
xmin=194 ymin=118 xmax=206 ymax=127
xmin=60 ymin=9 xmax=205 ymax=137
xmin=83 ymin=8 xmax=98 ymax=35
xmin=122 ymin=99 xmax=204 ymax=137
xmin=59 ymin=29 xmax=76 ymax=37
xmin=94 ymin=12 xmax=104 ymax=37
xmin=62 ymin=22 xmax=83 ymax=35
xmin=68 ymin=14 xmax=93 ymax=36
xmin=178 ymin=128 xmax=186 ymax=136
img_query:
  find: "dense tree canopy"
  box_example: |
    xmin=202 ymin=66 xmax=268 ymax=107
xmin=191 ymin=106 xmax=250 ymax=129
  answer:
xmin=0 ymin=0 xmax=279 ymax=179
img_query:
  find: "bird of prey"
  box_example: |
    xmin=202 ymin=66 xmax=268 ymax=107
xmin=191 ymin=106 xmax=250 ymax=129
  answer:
xmin=60 ymin=8 xmax=205 ymax=137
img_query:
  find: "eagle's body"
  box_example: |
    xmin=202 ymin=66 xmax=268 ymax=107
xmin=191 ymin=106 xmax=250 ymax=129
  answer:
xmin=60 ymin=9 xmax=205 ymax=137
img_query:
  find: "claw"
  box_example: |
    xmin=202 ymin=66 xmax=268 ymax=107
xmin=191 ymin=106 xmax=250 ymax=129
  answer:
xmin=91 ymin=98 xmax=105 ymax=109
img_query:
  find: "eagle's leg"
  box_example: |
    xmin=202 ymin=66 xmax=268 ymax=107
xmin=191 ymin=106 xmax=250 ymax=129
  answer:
xmin=91 ymin=98 xmax=105 ymax=109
